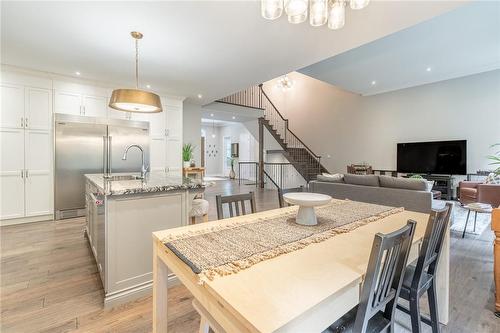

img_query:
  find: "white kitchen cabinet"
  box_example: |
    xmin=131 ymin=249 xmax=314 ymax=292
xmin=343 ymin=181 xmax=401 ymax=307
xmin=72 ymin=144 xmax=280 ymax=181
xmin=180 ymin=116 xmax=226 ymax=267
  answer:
xmin=54 ymin=90 xmax=82 ymax=116
xmin=166 ymin=105 xmax=182 ymax=139
xmin=26 ymin=87 xmax=52 ymax=130
xmin=166 ymin=137 xmax=182 ymax=174
xmin=24 ymin=130 xmax=52 ymax=217
xmin=82 ymin=95 xmax=108 ymax=118
xmin=0 ymin=129 xmax=25 ymax=219
xmin=150 ymin=136 xmax=166 ymax=171
xmin=54 ymin=81 xmax=108 ymax=117
xmin=1 ymin=83 xmax=24 ymax=129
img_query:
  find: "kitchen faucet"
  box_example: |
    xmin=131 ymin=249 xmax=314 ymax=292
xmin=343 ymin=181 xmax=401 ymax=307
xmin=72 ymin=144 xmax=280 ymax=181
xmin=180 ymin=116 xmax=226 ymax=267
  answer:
xmin=122 ymin=144 xmax=148 ymax=179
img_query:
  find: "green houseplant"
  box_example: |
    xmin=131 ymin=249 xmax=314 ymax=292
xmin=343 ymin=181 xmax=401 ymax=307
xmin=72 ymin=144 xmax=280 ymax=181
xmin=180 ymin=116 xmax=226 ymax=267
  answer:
xmin=488 ymin=143 xmax=500 ymax=175
xmin=182 ymin=143 xmax=195 ymax=168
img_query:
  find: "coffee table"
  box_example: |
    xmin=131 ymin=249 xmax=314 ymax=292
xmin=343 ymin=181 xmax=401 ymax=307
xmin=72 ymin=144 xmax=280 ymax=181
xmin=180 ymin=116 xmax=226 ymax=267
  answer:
xmin=462 ymin=203 xmax=493 ymax=238
xmin=282 ymin=192 xmax=332 ymax=226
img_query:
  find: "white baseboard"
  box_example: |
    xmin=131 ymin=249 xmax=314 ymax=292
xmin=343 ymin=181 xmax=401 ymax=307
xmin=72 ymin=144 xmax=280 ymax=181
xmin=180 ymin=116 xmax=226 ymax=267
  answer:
xmin=104 ymin=274 xmax=180 ymax=308
xmin=1 ymin=214 xmax=53 ymax=227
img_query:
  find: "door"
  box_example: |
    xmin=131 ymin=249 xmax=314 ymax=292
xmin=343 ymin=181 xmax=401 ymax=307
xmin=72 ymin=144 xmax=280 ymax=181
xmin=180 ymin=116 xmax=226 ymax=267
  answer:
xmin=166 ymin=137 xmax=182 ymax=175
xmin=223 ymin=136 xmax=232 ymax=176
xmin=108 ymin=125 xmax=150 ymax=174
xmin=148 ymin=110 xmax=165 ymax=137
xmin=166 ymin=105 xmax=182 ymax=139
xmin=25 ymin=130 xmax=52 ymax=217
xmin=83 ymin=95 xmax=108 ymax=118
xmin=55 ymin=120 xmax=107 ymax=212
xmin=26 ymin=87 xmax=52 ymax=130
xmin=0 ymin=129 xmax=25 ymax=219
xmin=1 ymin=83 xmax=24 ymax=129
xmin=150 ymin=136 xmax=166 ymax=172
xmin=54 ymin=90 xmax=82 ymax=116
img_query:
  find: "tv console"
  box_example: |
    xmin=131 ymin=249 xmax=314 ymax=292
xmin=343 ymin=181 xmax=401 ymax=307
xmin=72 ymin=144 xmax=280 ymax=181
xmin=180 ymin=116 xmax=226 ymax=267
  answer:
xmin=421 ymin=174 xmax=453 ymax=200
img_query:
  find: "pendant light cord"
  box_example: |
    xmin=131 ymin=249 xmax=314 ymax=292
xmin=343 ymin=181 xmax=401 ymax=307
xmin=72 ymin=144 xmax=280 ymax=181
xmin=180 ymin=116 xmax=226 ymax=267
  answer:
xmin=135 ymin=38 xmax=139 ymax=89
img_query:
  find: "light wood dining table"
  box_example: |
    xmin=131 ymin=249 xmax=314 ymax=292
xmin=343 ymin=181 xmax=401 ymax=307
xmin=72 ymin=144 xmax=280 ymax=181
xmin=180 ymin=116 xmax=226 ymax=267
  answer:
xmin=152 ymin=205 xmax=449 ymax=333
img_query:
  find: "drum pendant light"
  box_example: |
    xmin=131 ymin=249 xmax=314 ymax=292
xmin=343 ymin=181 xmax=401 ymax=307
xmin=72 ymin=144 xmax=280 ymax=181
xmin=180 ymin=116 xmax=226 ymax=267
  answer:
xmin=109 ymin=32 xmax=162 ymax=113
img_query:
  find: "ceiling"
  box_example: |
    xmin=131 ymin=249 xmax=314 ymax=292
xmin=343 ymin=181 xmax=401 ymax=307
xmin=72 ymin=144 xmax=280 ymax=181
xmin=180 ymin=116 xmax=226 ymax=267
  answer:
xmin=1 ymin=1 xmax=466 ymax=103
xmin=201 ymin=102 xmax=264 ymax=123
xmin=298 ymin=1 xmax=500 ymax=96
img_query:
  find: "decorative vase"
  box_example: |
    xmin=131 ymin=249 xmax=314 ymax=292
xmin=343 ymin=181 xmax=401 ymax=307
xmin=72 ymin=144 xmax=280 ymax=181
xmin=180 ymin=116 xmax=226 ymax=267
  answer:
xmin=190 ymin=160 xmax=196 ymax=167
xmin=183 ymin=161 xmax=190 ymax=168
xmin=229 ymin=165 xmax=236 ymax=179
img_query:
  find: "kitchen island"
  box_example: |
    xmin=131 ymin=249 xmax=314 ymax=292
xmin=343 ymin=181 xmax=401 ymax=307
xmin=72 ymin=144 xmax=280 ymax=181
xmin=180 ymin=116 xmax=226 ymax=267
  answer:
xmin=85 ymin=172 xmax=205 ymax=307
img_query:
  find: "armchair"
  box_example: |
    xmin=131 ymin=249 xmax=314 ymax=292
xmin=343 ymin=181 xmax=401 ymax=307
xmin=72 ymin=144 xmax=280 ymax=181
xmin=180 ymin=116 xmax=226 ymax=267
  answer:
xmin=459 ymin=181 xmax=500 ymax=207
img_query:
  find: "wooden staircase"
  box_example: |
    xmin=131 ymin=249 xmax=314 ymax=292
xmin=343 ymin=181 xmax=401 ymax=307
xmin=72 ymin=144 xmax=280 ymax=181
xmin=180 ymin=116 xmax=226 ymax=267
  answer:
xmin=218 ymin=85 xmax=329 ymax=183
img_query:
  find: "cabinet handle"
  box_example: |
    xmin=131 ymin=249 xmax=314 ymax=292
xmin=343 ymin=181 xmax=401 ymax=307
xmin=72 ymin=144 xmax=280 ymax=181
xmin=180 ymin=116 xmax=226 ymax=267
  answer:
xmin=21 ymin=170 xmax=24 ymax=178
xmin=25 ymin=117 xmax=28 ymax=128
xmin=21 ymin=117 xmax=24 ymax=128
xmin=83 ymin=106 xmax=86 ymax=115
xmin=25 ymin=170 xmax=29 ymax=178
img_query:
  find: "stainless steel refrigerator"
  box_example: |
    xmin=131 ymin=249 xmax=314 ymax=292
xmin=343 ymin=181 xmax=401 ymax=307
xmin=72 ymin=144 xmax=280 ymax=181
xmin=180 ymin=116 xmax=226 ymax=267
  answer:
xmin=54 ymin=114 xmax=149 ymax=219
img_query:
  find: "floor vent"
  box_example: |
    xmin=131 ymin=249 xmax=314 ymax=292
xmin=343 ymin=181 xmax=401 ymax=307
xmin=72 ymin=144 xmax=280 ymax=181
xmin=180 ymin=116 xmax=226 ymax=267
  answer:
xmin=57 ymin=209 xmax=83 ymax=220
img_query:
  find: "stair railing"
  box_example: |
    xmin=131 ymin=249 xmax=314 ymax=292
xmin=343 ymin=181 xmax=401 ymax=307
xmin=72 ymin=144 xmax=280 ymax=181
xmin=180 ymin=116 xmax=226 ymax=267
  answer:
xmin=219 ymin=85 xmax=324 ymax=177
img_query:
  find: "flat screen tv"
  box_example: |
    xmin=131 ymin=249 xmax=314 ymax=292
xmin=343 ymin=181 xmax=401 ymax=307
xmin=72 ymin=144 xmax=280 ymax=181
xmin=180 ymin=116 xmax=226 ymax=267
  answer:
xmin=397 ymin=140 xmax=467 ymax=175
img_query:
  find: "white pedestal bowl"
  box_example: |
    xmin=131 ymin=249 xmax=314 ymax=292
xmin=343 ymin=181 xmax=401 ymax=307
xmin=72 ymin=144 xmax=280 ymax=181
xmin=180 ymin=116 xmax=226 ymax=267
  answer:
xmin=283 ymin=192 xmax=332 ymax=226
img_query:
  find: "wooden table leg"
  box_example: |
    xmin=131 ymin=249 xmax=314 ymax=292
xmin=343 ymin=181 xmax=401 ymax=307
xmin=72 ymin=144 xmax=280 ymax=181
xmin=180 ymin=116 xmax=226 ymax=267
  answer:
xmin=436 ymin=226 xmax=450 ymax=324
xmin=492 ymin=208 xmax=500 ymax=317
xmin=153 ymin=241 xmax=169 ymax=333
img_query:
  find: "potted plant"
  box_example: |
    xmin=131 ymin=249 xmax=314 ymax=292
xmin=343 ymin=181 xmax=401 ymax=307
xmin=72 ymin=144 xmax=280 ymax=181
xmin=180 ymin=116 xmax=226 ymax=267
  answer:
xmin=182 ymin=143 xmax=195 ymax=168
xmin=488 ymin=143 xmax=500 ymax=175
xmin=228 ymin=157 xmax=236 ymax=179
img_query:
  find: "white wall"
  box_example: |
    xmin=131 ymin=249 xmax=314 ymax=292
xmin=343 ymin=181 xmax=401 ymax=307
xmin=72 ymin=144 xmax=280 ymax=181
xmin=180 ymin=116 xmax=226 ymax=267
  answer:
xmin=263 ymin=70 xmax=500 ymax=174
xmin=183 ymin=102 xmax=202 ymax=166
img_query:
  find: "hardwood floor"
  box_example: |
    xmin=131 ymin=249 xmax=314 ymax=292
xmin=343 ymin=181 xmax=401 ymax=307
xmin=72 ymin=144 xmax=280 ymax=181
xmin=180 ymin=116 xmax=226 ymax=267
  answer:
xmin=1 ymin=180 xmax=498 ymax=332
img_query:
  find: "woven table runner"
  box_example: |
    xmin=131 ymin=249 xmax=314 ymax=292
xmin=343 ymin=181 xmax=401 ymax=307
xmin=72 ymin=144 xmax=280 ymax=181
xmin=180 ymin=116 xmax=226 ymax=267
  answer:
xmin=163 ymin=199 xmax=403 ymax=282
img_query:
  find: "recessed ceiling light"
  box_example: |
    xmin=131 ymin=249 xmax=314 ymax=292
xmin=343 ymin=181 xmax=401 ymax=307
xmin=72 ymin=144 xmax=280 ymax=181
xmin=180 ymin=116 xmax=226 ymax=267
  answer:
xmin=75 ymin=71 xmax=81 ymax=76
xmin=210 ymin=113 xmax=214 ymax=117
xmin=371 ymin=80 xmax=376 ymax=85
xmin=197 ymin=94 xmax=203 ymax=99
xmin=146 ymin=84 xmax=151 ymax=89
xmin=232 ymin=116 xmax=236 ymax=120
xmin=426 ymin=67 xmax=432 ymax=72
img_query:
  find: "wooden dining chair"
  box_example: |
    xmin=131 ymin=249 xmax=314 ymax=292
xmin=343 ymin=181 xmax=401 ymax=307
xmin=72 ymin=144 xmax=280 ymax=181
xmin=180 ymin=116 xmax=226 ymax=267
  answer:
xmin=396 ymin=202 xmax=453 ymax=333
xmin=278 ymin=186 xmax=306 ymax=208
xmin=324 ymin=220 xmax=416 ymax=333
xmin=216 ymin=192 xmax=256 ymax=220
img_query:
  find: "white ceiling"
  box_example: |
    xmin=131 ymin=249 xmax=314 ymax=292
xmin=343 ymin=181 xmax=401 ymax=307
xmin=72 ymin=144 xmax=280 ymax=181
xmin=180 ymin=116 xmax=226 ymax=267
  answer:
xmin=298 ymin=1 xmax=500 ymax=96
xmin=1 ymin=1 xmax=466 ymax=103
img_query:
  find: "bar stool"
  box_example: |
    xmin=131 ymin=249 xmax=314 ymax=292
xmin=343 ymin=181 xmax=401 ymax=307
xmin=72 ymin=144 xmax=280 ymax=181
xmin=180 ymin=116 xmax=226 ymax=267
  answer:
xmin=190 ymin=198 xmax=209 ymax=224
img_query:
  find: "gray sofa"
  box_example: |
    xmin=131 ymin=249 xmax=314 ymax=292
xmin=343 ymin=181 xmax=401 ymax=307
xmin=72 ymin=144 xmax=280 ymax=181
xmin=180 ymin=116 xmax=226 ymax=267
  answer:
xmin=309 ymin=174 xmax=432 ymax=213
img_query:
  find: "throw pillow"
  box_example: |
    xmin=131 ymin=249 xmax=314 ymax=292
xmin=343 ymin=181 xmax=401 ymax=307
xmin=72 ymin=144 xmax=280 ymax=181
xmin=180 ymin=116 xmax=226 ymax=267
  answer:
xmin=317 ymin=174 xmax=344 ymax=183
xmin=485 ymin=173 xmax=500 ymax=184
xmin=378 ymin=176 xmax=427 ymax=191
xmin=343 ymin=174 xmax=380 ymax=187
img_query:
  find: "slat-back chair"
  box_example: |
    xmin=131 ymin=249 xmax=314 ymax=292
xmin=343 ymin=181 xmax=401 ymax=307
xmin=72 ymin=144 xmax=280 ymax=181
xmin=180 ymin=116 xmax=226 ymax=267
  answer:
xmin=278 ymin=186 xmax=306 ymax=208
xmin=397 ymin=202 xmax=453 ymax=333
xmin=216 ymin=192 xmax=256 ymax=220
xmin=325 ymin=220 xmax=416 ymax=333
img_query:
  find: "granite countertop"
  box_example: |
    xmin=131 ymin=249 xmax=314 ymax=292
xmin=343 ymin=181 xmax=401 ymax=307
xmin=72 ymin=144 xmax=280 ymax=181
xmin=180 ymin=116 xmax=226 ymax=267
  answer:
xmin=85 ymin=172 xmax=206 ymax=196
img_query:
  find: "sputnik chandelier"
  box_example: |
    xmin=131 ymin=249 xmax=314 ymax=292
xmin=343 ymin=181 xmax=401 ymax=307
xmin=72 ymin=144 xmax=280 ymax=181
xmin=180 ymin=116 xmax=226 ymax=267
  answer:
xmin=261 ymin=0 xmax=370 ymax=30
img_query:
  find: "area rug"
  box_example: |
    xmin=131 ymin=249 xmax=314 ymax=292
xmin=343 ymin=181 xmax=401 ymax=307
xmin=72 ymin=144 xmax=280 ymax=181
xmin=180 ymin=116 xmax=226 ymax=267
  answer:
xmin=449 ymin=202 xmax=491 ymax=236
xmin=163 ymin=199 xmax=403 ymax=281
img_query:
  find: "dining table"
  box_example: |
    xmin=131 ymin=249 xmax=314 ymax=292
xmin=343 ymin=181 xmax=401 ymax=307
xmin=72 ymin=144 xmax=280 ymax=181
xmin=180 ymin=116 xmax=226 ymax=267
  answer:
xmin=152 ymin=201 xmax=450 ymax=333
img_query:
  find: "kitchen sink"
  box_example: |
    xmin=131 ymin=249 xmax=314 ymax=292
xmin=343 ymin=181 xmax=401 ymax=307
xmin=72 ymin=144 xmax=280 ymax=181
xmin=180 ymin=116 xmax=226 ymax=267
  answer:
xmin=107 ymin=175 xmax=143 ymax=181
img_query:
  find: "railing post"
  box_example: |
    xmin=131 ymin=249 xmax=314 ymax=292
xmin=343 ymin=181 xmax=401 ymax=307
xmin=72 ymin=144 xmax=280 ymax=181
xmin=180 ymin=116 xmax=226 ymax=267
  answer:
xmin=258 ymin=118 xmax=264 ymax=188
xmin=258 ymin=84 xmax=263 ymax=109
xmin=280 ymin=164 xmax=283 ymax=189
xmin=238 ymin=162 xmax=241 ymax=185
xmin=318 ymin=156 xmax=321 ymax=175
